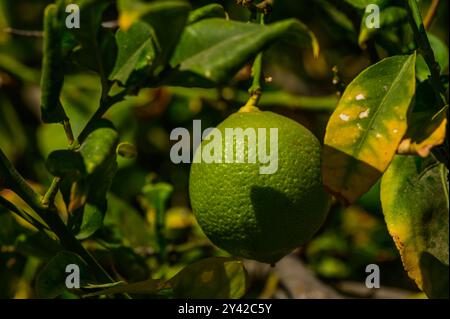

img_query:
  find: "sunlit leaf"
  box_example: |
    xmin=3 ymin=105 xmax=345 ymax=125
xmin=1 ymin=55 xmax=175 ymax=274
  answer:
xmin=170 ymin=18 xmax=319 ymax=85
xmin=323 ymin=54 xmax=416 ymax=204
xmin=169 ymin=257 xmax=248 ymax=299
xmin=381 ymin=155 xmax=449 ymax=298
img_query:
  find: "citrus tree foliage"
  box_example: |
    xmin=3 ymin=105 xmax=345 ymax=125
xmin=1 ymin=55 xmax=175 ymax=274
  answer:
xmin=0 ymin=0 xmax=448 ymax=299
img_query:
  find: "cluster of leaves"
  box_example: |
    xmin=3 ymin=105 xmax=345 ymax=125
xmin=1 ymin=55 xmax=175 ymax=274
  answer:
xmin=321 ymin=0 xmax=448 ymax=298
xmin=0 ymin=0 xmax=448 ymax=299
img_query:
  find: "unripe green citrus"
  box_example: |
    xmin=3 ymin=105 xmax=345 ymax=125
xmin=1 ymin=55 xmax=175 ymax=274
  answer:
xmin=189 ymin=110 xmax=331 ymax=264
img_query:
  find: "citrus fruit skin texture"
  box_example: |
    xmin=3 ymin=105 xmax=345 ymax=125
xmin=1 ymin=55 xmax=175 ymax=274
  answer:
xmin=189 ymin=111 xmax=331 ymax=264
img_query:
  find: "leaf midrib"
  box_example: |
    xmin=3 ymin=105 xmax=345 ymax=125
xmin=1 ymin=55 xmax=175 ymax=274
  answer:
xmin=351 ymin=55 xmax=413 ymax=162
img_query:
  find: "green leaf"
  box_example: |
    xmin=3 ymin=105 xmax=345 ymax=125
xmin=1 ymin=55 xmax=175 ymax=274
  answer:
xmin=111 ymin=1 xmax=190 ymax=85
xmin=187 ymin=4 xmax=226 ymax=24
xmin=358 ymin=6 xmax=408 ymax=47
xmin=109 ymin=21 xmax=156 ymax=85
xmin=117 ymin=142 xmax=138 ymax=158
xmin=35 ymin=251 xmax=95 ymax=298
xmin=64 ymin=120 xmax=119 ymax=240
xmin=79 ymin=120 xmax=118 ymax=175
xmin=137 ymin=1 xmax=190 ymax=71
xmin=46 ymin=150 xmax=85 ymax=177
xmin=37 ymin=74 xmax=102 ymax=159
xmin=170 ymin=18 xmax=319 ymax=85
xmin=416 ymin=34 xmax=449 ymax=82
xmin=381 ymin=155 xmax=449 ymax=298
xmin=40 ymin=4 xmax=68 ymax=123
xmin=323 ymin=54 xmax=416 ymax=204
xmin=71 ymin=155 xmax=117 ymax=240
xmin=169 ymin=257 xmax=248 ymax=299
xmin=58 ymin=0 xmax=114 ymax=75
xmin=61 ymin=0 xmax=110 ymax=45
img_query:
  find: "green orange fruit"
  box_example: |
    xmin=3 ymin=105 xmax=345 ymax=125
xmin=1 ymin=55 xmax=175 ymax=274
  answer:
xmin=189 ymin=109 xmax=330 ymax=263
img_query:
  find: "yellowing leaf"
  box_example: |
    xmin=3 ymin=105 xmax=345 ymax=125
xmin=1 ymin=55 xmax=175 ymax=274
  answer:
xmin=398 ymin=107 xmax=448 ymax=157
xmin=381 ymin=155 xmax=449 ymax=298
xmin=323 ymin=54 xmax=416 ymax=204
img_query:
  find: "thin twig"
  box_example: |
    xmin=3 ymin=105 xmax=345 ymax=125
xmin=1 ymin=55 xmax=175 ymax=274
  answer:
xmin=3 ymin=27 xmax=43 ymax=37
xmin=62 ymin=120 xmax=75 ymax=146
xmin=423 ymin=0 xmax=440 ymax=30
xmin=41 ymin=177 xmax=62 ymax=208
xmin=243 ymin=13 xmax=266 ymax=110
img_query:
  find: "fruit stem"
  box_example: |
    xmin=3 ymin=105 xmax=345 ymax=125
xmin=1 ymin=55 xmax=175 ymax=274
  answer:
xmin=243 ymin=12 xmax=266 ymax=112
